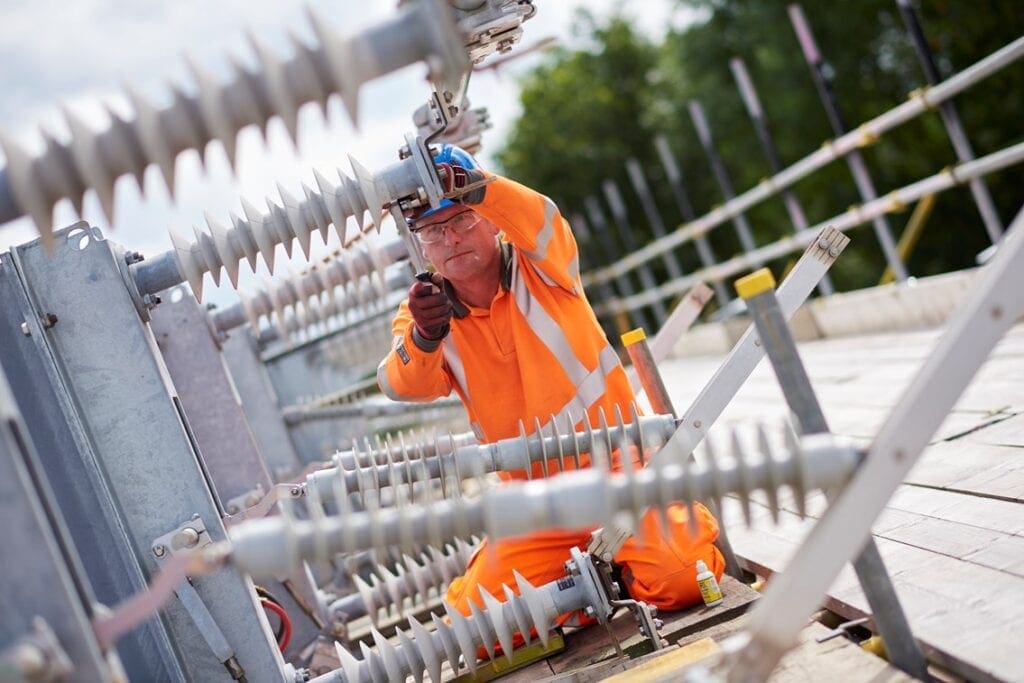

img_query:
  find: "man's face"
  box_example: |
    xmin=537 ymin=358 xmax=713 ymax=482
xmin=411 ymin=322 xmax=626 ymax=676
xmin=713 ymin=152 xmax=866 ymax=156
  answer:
xmin=414 ymin=206 xmax=500 ymax=281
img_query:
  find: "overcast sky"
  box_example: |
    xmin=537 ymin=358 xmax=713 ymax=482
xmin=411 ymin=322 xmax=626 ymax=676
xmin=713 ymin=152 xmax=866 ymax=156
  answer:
xmin=0 ymin=0 xmax=684 ymax=306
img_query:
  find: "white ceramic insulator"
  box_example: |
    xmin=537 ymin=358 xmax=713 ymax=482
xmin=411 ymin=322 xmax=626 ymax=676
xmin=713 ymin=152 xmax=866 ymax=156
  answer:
xmin=353 ymin=536 xmax=479 ymax=625
xmin=0 ymin=0 xmax=473 ymax=243
xmin=229 ymin=429 xmax=858 ymax=577
xmin=170 ymin=154 xmax=389 ymax=299
xmin=322 ymin=569 xmax=563 ymax=683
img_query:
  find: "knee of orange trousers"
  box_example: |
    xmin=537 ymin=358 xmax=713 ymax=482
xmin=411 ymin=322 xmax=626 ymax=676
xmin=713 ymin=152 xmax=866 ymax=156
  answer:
xmin=445 ymin=531 xmax=594 ymax=655
xmin=445 ymin=530 xmax=593 ymax=617
xmin=613 ymin=502 xmax=725 ymax=611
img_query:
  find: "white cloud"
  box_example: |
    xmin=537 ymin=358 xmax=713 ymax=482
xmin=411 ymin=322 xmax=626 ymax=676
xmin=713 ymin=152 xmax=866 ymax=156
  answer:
xmin=0 ymin=0 xmax=674 ymax=307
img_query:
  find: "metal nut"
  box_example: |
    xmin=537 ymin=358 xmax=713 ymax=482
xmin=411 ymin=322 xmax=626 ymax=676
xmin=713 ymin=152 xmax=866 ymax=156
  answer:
xmin=19 ymin=321 xmax=30 ymax=336
xmin=152 ymin=544 xmax=166 ymax=558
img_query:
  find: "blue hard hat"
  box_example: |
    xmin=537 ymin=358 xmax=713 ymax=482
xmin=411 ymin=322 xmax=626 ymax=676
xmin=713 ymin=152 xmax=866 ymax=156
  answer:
xmin=411 ymin=144 xmax=481 ymax=226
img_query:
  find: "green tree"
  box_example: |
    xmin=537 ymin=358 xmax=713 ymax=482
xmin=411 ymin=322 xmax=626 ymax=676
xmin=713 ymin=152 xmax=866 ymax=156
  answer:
xmin=495 ymin=1 xmax=1024 ymax=294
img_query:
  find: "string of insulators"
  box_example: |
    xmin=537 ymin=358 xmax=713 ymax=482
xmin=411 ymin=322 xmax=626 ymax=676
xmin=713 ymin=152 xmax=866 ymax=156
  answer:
xmin=230 ymin=427 xmax=860 ymax=578
xmin=0 ymin=0 xmax=472 ymax=243
xmin=318 ymin=565 xmax=584 ymax=683
xmin=333 ymin=536 xmax=479 ymax=625
xmin=169 ymin=152 xmax=402 ymax=300
xmin=224 ymin=238 xmax=407 ymax=335
xmin=304 ymin=407 xmax=678 ymax=503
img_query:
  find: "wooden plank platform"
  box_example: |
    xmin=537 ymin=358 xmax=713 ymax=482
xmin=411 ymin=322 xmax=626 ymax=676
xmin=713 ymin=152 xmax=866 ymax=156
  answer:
xmin=657 ymin=322 xmax=1024 ymax=682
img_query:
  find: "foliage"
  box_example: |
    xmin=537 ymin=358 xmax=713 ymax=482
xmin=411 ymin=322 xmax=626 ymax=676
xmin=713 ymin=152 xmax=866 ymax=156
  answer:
xmin=495 ymin=1 xmax=1024 ymax=294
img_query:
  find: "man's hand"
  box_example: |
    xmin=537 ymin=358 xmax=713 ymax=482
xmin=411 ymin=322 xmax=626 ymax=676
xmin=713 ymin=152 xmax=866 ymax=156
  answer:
xmin=408 ymin=273 xmax=452 ymax=348
xmin=436 ymin=161 xmax=487 ymax=205
xmin=588 ymin=525 xmax=633 ymax=563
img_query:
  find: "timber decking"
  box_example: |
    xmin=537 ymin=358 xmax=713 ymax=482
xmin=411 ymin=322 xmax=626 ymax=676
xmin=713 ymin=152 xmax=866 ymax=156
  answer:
xmin=657 ymin=323 xmax=1024 ymax=682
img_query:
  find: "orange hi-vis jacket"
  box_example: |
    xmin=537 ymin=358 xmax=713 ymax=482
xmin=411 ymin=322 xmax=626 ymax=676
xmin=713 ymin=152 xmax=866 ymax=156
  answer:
xmin=377 ymin=174 xmax=638 ymax=475
xmin=378 ymin=174 xmax=725 ymax=632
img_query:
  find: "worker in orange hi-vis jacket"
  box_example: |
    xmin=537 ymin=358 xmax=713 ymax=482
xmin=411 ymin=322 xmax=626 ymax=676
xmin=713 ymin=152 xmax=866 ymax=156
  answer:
xmin=377 ymin=144 xmax=724 ymax=646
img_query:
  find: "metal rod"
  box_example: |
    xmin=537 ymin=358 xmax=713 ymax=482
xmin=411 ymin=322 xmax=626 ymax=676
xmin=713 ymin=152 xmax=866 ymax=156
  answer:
xmin=0 ymin=167 xmax=19 ymax=225
xmin=788 ymin=3 xmax=908 ymax=281
xmin=895 ymin=0 xmax=1003 ymax=243
xmin=729 ymin=56 xmax=834 ymax=295
xmin=601 ymin=181 xmax=669 ymax=326
xmin=687 ymin=100 xmax=758 ymax=256
xmin=625 ymin=159 xmax=686 ymax=282
xmin=583 ymin=197 xmax=657 ymax=331
xmin=737 ymin=269 xmax=929 ymax=679
xmin=567 ymin=210 xmax=626 ymax=334
xmin=730 ymin=202 xmax=1024 ymax=683
xmin=653 ymin=135 xmax=731 ymax=304
xmin=621 ymin=327 xmax=747 ymax=581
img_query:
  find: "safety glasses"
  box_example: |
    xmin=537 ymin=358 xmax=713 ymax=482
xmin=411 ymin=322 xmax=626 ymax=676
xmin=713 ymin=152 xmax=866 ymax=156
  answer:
xmin=413 ymin=211 xmax=482 ymax=245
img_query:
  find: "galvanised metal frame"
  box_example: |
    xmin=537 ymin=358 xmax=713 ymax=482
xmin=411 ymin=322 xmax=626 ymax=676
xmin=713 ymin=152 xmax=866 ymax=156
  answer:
xmin=738 ymin=269 xmax=928 ymax=679
xmin=0 ymin=236 xmax=184 ymax=681
xmin=220 ymin=331 xmax=303 ymax=481
xmin=5 ymin=225 xmax=288 ymax=681
xmin=0 ymin=367 xmax=115 ymax=682
xmin=722 ymin=204 xmax=1024 ymax=681
xmin=151 ymin=286 xmax=274 ymax=513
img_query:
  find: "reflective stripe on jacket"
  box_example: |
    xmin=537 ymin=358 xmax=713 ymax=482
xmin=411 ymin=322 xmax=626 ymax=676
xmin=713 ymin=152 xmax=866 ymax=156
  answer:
xmin=377 ymin=175 xmax=637 ymax=471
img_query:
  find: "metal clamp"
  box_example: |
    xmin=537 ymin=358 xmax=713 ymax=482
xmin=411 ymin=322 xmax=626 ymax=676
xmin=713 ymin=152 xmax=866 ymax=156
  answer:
xmin=151 ymin=514 xmax=212 ymax=560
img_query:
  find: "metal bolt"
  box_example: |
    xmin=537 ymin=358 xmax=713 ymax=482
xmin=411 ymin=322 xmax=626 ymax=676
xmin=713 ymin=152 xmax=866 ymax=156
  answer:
xmin=175 ymin=527 xmax=201 ymax=548
xmin=125 ymin=251 xmax=145 ymax=265
xmin=152 ymin=544 xmax=166 ymax=558
xmin=448 ymin=105 xmax=459 ymax=118
xmin=290 ymin=486 xmax=301 ymax=497
xmin=443 ymin=91 xmax=454 ymax=103
xmin=817 ymin=237 xmax=830 ymax=250
xmin=19 ymin=321 xmax=30 ymax=336
xmin=142 ymin=294 xmax=162 ymax=310
xmin=40 ymin=313 xmax=58 ymax=329
xmin=828 ymin=246 xmax=841 ymax=257
xmin=398 ymin=145 xmax=411 ymax=160
xmin=564 ymin=560 xmax=577 ymax=575
xmin=583 ymin=606 xmax=596 ymax=618
xmin=694 ymin=420 xmax=702 ymax=429
xmin=227 ymin=504 xmax=239 ymax=515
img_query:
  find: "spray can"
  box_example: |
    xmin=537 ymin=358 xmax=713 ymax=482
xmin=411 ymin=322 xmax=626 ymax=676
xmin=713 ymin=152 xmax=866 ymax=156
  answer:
xmin=695 ymin=559 xmax=723 ymax=607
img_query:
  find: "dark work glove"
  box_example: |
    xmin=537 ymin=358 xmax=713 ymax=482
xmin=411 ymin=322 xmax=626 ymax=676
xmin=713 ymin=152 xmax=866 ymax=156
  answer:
xmin=436 ymin=161 xmax=487 ymax=205
xmin=407 ymin=273 xmax=452 ymax=351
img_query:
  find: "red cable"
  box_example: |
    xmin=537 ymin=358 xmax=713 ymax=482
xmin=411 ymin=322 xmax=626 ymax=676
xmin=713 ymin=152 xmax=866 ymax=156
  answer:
xmin=260 ymin=598 xmax=292 ymax=652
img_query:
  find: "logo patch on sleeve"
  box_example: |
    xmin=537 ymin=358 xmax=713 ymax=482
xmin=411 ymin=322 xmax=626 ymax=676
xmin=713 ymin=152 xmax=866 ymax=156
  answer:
xmin=396 ymin=338 xmax=411 ymax=365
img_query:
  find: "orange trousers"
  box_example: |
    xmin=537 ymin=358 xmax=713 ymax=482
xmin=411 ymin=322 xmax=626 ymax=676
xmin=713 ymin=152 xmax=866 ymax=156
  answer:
xmin=446 ymin=502 xmax=725 ymax=646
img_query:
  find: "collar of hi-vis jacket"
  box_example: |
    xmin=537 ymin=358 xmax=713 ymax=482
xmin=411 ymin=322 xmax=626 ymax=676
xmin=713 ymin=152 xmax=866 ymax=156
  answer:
xmin=442 ymin=240 xmax=514 ymax=319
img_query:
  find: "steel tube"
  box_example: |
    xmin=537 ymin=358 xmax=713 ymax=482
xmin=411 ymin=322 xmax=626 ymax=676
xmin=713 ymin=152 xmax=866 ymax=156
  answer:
xmin=896 ymin=0 xmax=1003 ymax=243
xmin=653 ymin=136 xmax=731 ymax=304
xmin=601 ymin=181 xmax=669 ymax=326
xmin=789 ymin=4 xmax=907 ymax=281
xmin=583 ymin=197 xmax=657 ymax=331
xmin=687 ymin=100 xmax=758 ymax=255
xmin=625 ymin=159 xmax=685 ymax=281
xmin=0 ymin=167 xmax=19 ymax=225
xmin=130 ymin=251 xmax=185 ymax=296
xmin=729 ymin=57 xmax=834 ymax=295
